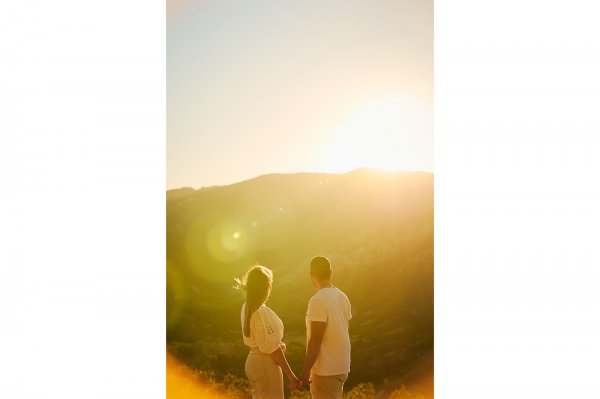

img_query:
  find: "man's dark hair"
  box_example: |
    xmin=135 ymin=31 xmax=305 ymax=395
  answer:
xmin=310 ymin=256 xmax=332 ymax=280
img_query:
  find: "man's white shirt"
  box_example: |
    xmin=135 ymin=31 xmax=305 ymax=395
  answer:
xmin=306 ymin=287 xmax=352 ymax=376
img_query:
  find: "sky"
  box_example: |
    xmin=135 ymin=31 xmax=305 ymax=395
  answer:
xmin=167 ymin=0 xmax=432 ymax=189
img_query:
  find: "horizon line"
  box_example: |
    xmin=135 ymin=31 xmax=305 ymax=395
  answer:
xmin=166 ymin=167 xmax=434 ymax=191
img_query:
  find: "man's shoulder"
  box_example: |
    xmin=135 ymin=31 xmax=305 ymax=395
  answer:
xmin=311 ymin=287 xmax=350 ymax=303
xmin=308 ymin=292 xmax=325 ymax=305
xmin=334 ymin=287 xmax=350 ymax=301
xmin=307 ymin=291 xmax=331 ymax=311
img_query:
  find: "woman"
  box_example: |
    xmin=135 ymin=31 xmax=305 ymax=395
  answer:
xmin=236 ymin=265 xmax=298 ymax=399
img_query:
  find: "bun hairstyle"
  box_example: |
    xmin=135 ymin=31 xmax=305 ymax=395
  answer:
xmin=235 ymin=265 xmax=273 ymax=337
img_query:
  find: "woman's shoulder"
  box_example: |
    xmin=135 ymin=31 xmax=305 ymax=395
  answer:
xmin=261 ymin=304 xmax=281 ymax=318
xmin=246 ymin=303 xmax=270 ymax=318
xmin=258 ymin=304 xmax=271 ymax=314
xmin=245 ymin=303 xmax=280 ymax=320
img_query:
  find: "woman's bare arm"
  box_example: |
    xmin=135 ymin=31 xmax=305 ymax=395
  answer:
xmin=270 ymin=345 xmax=297 ymax=383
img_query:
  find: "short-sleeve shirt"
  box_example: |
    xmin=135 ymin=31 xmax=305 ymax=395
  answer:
xmin=306 ymin=287 xmax=352 ymax=376
xmin=241 ymin=303 xmax=284 ymax=354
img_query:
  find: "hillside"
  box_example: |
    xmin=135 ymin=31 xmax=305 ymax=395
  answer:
xmin=166 ymin=169 xmax=433 ymax=395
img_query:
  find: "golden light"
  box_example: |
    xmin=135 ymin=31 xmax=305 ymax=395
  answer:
xmin=319 ymin=96 xmax=432 ymax=173
xmin=167 ymin=352 xmax=228 ymax=399
xmin=206 ymin=220 xmax=250 ymax=263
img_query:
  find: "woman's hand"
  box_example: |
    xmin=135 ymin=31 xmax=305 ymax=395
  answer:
xmin=288 ymin=375 xmax=301 ymax=391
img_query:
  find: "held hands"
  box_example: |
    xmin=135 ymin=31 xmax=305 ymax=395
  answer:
xmin=288 ymin=377 xmax=301 ymax=392
xmin=299 ymin=371 xmax=311 ymax=388
xmin=289 ymin=371 xmax=310 ymax=392
xmin=287 ymin=373 xmax=301 ymax=392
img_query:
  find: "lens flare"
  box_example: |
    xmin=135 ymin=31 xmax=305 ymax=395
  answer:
xmin=166 ymin=262 xmax=187 ymax=330
xmin=184 ymin=214 xmax=259 ymax=281
xmin=184 ymin=218 xmax=208 ymax=273
xmin=206 ymin=221 xmax=249 ymax=263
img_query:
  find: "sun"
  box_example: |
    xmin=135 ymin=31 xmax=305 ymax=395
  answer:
xmin=318 ymin=95 xmax=433 ymax=173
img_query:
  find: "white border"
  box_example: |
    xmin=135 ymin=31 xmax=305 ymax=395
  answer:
xmin=435 ymin=0 xmax=600 ymax=397
xmin=1 ymin=1 xmax=165 ymax=398
xmin=2 ymin=1 xmax=600 ymax=398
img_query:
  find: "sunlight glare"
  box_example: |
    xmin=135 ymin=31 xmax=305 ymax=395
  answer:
xmin=167 ymin=351 xmax=228 ymax=399
xmin=319 ymin=96 xmax=432 ymax=173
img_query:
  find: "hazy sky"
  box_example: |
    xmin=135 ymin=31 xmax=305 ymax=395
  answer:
xmin=167 ymin=0 xmax=432 ymax=189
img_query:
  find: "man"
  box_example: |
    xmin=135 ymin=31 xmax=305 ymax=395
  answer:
xmin=292 ymin=256 xmax=352 ymax=399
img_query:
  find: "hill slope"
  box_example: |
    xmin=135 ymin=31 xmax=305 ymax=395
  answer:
xmin=166 ymin=169 xmax=433 ymax=392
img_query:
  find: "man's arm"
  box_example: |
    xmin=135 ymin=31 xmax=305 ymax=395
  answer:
xmin=298 ymin=321 xmax=327 ymax=386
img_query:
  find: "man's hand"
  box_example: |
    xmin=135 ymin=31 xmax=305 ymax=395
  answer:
xmin=298 ymin=371 xmax=311 ymax=387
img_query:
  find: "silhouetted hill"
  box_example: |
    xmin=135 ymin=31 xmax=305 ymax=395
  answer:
xmin=166 ymin=169 xmax=433 ymax=393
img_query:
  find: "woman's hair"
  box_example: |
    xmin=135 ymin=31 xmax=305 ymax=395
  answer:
xmin=234 ymin=265 xmax=273 ymax=337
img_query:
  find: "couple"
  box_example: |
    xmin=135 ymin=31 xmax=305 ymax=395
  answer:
xmin=237 ymin=256 xmax=352 ymax=399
